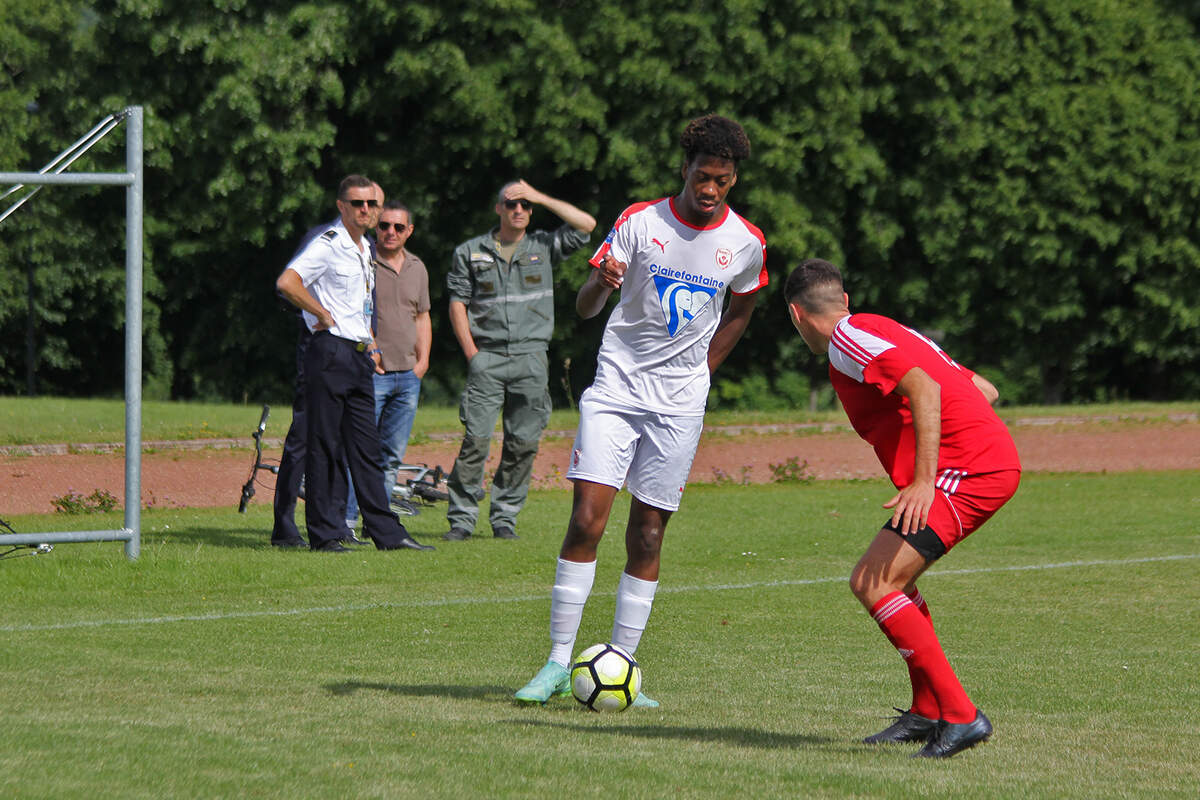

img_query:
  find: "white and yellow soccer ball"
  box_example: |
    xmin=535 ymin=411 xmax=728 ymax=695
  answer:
xmin=570 ymin=643 xmax=642 ymax=712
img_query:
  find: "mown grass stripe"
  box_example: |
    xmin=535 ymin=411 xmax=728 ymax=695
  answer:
xmin=5 ymin=552 xmax=1195 ymax=633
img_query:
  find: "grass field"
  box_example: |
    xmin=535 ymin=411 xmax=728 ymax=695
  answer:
xmin=2 ymin=472 xmax=1197 ymax=798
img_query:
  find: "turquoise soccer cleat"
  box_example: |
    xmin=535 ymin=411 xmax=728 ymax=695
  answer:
xmin=631 ymin=690 xmax=659 ymax=709
xmin=514 ymin=661 xmax=571 ymax=705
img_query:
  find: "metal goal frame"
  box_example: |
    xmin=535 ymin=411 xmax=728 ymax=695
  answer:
xmin=0 ymin=105 xmax=144 ymax=559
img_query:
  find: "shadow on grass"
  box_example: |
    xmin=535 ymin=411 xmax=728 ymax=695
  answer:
xmin=158 ymin=527 xmax=272 ymax=549
xmin=323 ymin=681 xmax=843 ymax=751
xmin=511 ymin=717 xmax=840 ymax=751
xmin=325 ymin=681 xmax=514 ymax=702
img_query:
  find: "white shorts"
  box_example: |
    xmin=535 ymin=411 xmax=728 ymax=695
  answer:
xmin=565 ymin=389 xmax=705 ymax=511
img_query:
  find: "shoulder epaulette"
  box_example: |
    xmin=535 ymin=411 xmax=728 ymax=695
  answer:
xmin=320 ymin=229 xmax=338 ymax=241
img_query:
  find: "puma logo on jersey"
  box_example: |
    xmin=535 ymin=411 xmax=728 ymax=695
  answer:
xmin=653 ymin=276 xmax=717 ymax=336
xmin=652 ymin=237 xmax=669 ymax=253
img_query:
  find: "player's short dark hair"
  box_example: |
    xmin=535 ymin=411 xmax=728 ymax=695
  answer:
xmin=680 ymin=114 xmax=751 ymax=167
xmin=784 ymin=258 xmax=845 ymax=313
xmin=337 ymin=174 xmax=373 ymax=199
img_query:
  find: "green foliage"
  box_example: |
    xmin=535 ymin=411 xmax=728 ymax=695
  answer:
xmin=1 ymin=0 xmax=1197 ymax=405
xmin=51 ymin=487 xmax=118 ymax=513
xmin=767 ymin=455 xmax=815 ymax=484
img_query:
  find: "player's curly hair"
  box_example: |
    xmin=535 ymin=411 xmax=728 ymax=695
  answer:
xmin=680 ymin=114 xmax=751 ymax=166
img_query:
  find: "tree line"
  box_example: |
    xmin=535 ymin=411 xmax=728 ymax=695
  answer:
xmin=2 ymin=0 xmax=1198 ymax=408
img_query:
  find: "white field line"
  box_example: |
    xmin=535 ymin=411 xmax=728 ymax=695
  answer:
xmin=4 ymin=552 xmax=1197 ymax=633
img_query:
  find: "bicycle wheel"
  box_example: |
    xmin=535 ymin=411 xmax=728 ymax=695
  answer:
xmin=412 ymin=484 xmax=449 ymax=503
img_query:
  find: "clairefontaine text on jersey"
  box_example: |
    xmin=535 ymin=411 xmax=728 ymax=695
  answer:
xmin=649 ymin=263 xmax=726 ymax=289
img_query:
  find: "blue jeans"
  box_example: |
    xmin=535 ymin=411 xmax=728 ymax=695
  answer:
xmin=346 ymin=369 xmax=421 ymax=523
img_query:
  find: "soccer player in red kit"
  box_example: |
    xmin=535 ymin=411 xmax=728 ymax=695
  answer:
xmin=784 ymin=258 xmax=1021 ymax=759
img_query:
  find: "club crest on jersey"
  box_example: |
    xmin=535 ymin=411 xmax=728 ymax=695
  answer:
xmin=715 ymin=247 xmax=732 ymax=269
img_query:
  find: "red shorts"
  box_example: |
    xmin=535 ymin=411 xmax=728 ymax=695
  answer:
xmin=887 ymin=469 xmax=1021 ymax=559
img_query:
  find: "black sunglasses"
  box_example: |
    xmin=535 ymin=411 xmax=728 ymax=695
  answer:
xmin=503 ymin=199 xmax=533 ymax=210
xmin=377 ymin=221 xmax=408 ymax=232
xmin=344 ymin=198 xmax=379 ymax=208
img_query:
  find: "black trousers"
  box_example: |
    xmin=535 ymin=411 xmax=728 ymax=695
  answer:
xmin=271 ymin=323 xmax=351 ymax=543
xmin=272 ymin=321 xmax=311 ymax=542
xmin=303 ymin=331 xmax=409 ymax=548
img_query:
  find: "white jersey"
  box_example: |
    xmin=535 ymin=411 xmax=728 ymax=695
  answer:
xmin=587 ymin=197 xmax=767 ymax=415
xmin=285 ymin=219 xmax=375 ymax=343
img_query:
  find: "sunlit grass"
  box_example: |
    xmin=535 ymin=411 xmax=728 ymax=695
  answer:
xmin=1 ymin=473 xmax=1197 ymax=798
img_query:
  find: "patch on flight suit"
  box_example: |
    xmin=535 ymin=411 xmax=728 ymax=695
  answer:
xmin=478 ymin=280 xmax=496 ymax=293
xmin=469 ymin=253 xmax=495 ymax=273
xmin=523 ymin=273 xmax=543 ymax=286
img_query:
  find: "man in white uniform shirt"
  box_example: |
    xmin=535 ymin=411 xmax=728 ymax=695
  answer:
xmin=276 ymin=174 xmax=434 ymax=553
xmin=515 ymin=115 xmax=767 ymax=705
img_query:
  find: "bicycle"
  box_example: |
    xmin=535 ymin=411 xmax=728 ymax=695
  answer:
xmin=238 ymin=404 xmax=279 ymax=513
xmin=237 ymin=404 xmax=449 ymax=517
xmin=389 ymin=463 xmax=450 ymax=516
xmin=0 ymin=517 xmax=53 ymax=561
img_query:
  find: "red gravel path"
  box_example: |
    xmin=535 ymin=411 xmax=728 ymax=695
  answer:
xmin=2 ymin=417 xmax=1196 ymax=515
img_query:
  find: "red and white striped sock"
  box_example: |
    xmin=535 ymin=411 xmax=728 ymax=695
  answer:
xmin=871 ymin=591 xmax=975 ymax=723
xmin=902 ymin=588 xmax=938 ymax=718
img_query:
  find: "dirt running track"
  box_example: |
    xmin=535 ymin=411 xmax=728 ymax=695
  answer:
xmin=1 ymin=417 xmax=1197 ymax=515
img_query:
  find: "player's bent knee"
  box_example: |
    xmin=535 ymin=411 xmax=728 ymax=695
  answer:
xmin=626 ymin=526 xmax=663 ymax=559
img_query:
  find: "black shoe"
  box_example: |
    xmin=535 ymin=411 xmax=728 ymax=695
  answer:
xmin=863 ymin=708 xmax=939 ymax=744
xmin=376 ymin=535 xmax=435 ymax=552
xmin=312 ymin=540 xmax=350 ymax=553
xmin=913 ymin=710 xmax=993 ymax=758
xmin=492 ymin=527 xmax=518 ymax=540
xmin=443 ymin=527 xmax=472 ymax=541
xmin=342 ymin=534 xmax=369 ymax=546
xmin=271 ymin=538 xmax=308 ymax=549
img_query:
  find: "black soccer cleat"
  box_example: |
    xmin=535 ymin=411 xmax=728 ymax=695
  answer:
xmin=863 ymin=708 xmax=939 ymax=744
xmin=913 ymin=709 xmax=993 ymax=758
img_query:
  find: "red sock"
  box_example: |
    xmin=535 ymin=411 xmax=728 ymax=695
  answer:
xmin=871 ymin=592 xmax=976 ymax=723
xmin=906 ymin=588 xmax=931 ymax=621
xmin=901 ymin=589 xmax=938 ymax=718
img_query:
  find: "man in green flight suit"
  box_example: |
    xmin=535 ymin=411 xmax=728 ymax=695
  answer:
xmin=443 ymin=180 xmax=597 ymax=541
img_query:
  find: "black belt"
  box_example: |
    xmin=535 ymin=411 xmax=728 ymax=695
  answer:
xmin=314 ymin=331 xmax=368 ymax=351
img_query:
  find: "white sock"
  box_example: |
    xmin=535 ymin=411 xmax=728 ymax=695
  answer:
xmin=548 ymin=558 xmax=596 ymax=668
xmin=611 ymin=572 xmax=658 ymax=655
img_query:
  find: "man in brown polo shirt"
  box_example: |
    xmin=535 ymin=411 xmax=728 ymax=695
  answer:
xmin=369 ymin=200 xmax=432 ymax=509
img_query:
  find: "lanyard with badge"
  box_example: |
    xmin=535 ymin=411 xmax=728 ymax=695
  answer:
xmin=359 ymin=250 xmax=375 ymax=337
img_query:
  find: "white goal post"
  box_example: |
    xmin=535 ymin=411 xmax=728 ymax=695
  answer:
xmin=0 ymin=106 xmax=144 ymax=559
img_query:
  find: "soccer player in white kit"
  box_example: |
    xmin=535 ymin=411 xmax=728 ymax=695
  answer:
xmin=515 ymin=115 xmax=768 ymax=706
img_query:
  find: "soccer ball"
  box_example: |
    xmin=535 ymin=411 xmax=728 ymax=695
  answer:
xmin=570 ymin=643 xmax=642 ymax=712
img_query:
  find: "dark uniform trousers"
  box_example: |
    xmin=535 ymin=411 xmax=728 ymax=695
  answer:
xmin=271 ymin=322 xmax=351 ymax=543
xmin=304 ymin=331 xmax=409 ymax=548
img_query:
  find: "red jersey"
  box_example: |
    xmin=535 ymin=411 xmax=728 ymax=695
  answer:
xmin=828 ymin=313 xmax=1021 ymax=488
